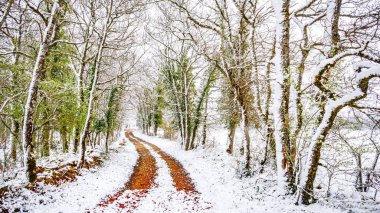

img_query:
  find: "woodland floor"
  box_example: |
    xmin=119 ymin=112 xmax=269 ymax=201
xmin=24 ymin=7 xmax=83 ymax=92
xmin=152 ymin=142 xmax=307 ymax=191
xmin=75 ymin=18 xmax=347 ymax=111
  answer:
xmin=1 ymin=130 xmax=377 ymax=212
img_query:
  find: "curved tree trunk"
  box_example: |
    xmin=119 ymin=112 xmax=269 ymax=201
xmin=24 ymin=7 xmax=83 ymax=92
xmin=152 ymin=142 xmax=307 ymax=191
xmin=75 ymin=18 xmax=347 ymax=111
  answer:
xmin=300 ymin=65 xmax=380 ymax=204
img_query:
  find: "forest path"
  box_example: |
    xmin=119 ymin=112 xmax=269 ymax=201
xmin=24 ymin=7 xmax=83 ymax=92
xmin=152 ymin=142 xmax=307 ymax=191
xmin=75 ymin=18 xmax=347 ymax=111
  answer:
xmin=96 ymin=130 xmax=207 ymax=212
xmin=96 ymin=131 xmax=158 ymax=211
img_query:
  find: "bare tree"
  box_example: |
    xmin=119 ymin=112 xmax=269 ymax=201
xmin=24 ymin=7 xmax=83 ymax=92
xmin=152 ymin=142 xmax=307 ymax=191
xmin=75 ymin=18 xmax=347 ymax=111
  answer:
xmin=22 ymin=0 xmax=60 ymax=184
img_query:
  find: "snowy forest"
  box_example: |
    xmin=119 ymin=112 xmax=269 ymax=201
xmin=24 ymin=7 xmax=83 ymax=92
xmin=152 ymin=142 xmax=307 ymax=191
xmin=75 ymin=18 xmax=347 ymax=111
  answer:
xmin=0 ymin=0 xmax=379 ymax=212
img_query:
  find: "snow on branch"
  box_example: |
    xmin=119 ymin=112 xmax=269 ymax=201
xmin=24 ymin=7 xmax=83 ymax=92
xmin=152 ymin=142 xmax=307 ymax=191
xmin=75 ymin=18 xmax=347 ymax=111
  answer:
xmin=312 ymin=45 xmax=367 ymax=78
xmin=325 ymin=62 xmax=379 ymax=112
xmin=319 ymin=62 xmax=380 ymax=133
xmin=354 ymin=62 xmax=380 ymax=83
xmin=292 ymin=0 xmax=318 ymax=15
xmin=301 ymin=62 xmax=380 ymax=189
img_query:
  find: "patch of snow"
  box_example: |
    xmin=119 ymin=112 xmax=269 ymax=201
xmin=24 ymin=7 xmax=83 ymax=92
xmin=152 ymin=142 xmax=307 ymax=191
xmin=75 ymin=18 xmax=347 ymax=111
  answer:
xmin=2 ymin=136 xmax=138 ymax=212
xmin=134 ymin=132 xmax=342 ymax=213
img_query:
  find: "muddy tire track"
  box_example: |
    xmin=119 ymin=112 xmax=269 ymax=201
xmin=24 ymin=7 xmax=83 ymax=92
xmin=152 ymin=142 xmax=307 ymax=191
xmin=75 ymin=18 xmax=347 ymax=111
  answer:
xmin=97 ymin=131 xmax=211 ymax=212
xmin=131 ymin=133 xmax=212 ymax=211
xmin=97 ymin=131 xmax=157 ymax=210
xmin=131 ymin=133 xmax=196 ymax=193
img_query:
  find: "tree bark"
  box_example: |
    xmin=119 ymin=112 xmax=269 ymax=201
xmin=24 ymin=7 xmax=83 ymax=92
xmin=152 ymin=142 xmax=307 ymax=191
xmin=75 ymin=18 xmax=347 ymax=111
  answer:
xmin=235 ymin=85 xmax=252 ymax=176
xmin=261 ymin=37 xmax=276 ymax=166
xmin=300 ymin=66 xmax=380 ymax=204
xmin=271 ymin=0 xmax=294 ymax=193
xmin=226 ymin=122 xmax=237 ymax=154
xmin=73 ymin=128 xmax=80 ymax=153
xmin=10 ymin=120 xmax=19 ymax=162
xmin=61 ymin=126 xmax=68 ymax=153
xmin=300 ymin=0 xmax=344 ymax=204
xmin=77 ymin=0 xmax=113 ymax=168
xmin=22 ymin=0 xmax=59 ymax=183
xmin=189 ymin=69 xmax=214 ymax=149
xmin=201 ymin=95 xmax=209 ymax=146
xmin=41 ymin=124 xmax=50 ymax=157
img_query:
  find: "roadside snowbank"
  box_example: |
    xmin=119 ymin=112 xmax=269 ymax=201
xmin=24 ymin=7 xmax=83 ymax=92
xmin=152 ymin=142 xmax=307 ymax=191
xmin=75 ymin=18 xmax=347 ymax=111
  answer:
xmin=134 ymin=131 xmax=342 ymax=213
xmin=1 ymin=135 xmax=138 ymax=212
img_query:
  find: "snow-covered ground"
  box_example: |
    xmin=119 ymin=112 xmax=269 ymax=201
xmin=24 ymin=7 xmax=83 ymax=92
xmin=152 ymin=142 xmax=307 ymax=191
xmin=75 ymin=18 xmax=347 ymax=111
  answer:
xmin=134 ymin=131 xmax=343 ymax=213
xmin=1 ymin=136 xmax=138 ymax=212
xmin=2 ymin=129 xmax=379 ymax=212
xmin=122 ymin=142 xmax=211 ymax=212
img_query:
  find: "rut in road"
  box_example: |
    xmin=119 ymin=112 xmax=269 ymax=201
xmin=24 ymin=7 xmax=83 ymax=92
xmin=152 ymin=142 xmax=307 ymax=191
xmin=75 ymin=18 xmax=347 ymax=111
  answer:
xmin=96 ymin=130 xmax=208 ymax=212
xmin=97 ymin=131 xmax=157 ymax=210
xmin=132 ymin=134 xmax=213 ymax=211
xmin=132 ymin=135 xmax=196 ymax=193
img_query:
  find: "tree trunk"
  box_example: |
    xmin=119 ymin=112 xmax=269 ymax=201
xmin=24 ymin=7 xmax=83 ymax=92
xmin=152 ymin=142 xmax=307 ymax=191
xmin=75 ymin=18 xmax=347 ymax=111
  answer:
xmin=189 ymin=70 xmax=214 ymax=149
xmin=41 ymin=124 xmax=50 ymax=157
xmin=356 ymin=154 xmax=364 ymax=192
xmin=184 ymin=91 xmax=192 ymax=150
xmin=10 ymin=118 xmax=19 ymax=162
xmin=226 ymin=122 xmax=237 ymax=154
xmin=300 ymin=0 xmax=344 ymax=204
xmin=260 ymin=124 xmax=275 ymax=170
xmin=61 ymin=126 xmax=68 ymax=153
xmin=73 ymin=18 xmax=90 ymax=154
xmin=241 ymin=105 xmax=251 ymax=176
xmin=105 ymin=130 xmax=110 ymax=153
xmin=201 ymin=95 xmax=209 ymax=146
xmin=78 ymin=1 xmax=113 ymax=168
xmin=9 ymin=19 xmax=22 ymax=164
xmin=264 ymin=38 xmax=276 ymax=163
xmin=271 ymin=0 xmax=294 ymax=193
xmin=291 ymin=48 xmax=309 ymax=177
xmin=22 ymin=0 xmax=59 ymax=183
xmin=235 ymin=85 xmax=252 ymax=176
xmin=73 ymin=127 xmax=80 ymax=153
xmin=300 ymin=69 xmax=378 ymax=204
xmin=154 ymin=125 xmax=158 ymax=136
